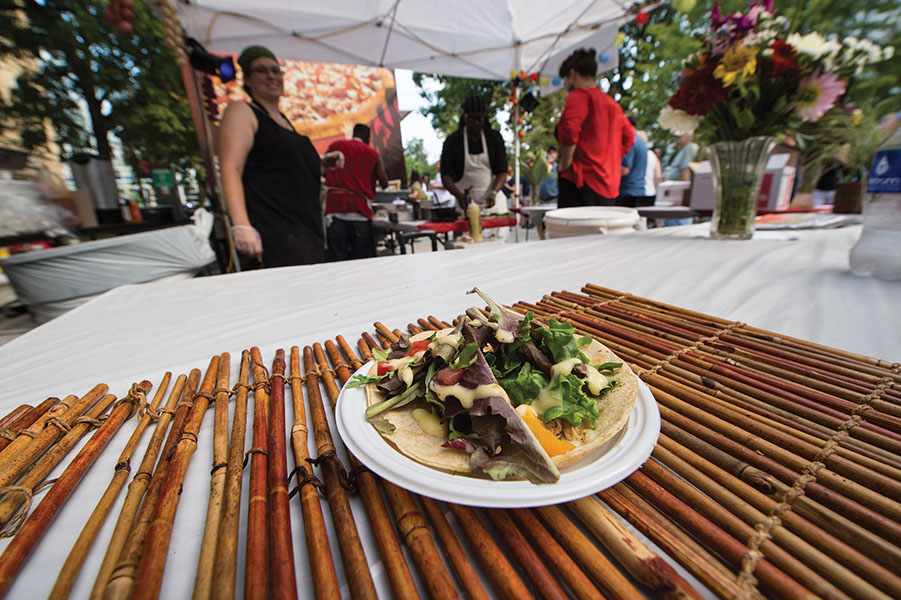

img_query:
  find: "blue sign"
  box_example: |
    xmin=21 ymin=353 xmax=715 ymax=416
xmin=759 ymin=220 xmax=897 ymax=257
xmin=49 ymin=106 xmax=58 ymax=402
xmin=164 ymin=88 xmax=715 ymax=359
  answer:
xmin=868 ymin=149 xmax=901 ymax=194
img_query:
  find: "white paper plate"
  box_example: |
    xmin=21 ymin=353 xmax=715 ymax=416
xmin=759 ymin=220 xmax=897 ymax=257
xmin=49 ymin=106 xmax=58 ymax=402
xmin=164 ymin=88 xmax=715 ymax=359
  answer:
xmin=335 ymin=361 xmax=660 ymax=508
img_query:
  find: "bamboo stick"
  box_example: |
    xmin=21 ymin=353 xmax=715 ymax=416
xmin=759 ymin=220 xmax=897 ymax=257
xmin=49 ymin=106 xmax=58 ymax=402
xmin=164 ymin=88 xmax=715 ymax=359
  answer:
xmin=303 ymin=345 xmax=378 ymax=600
xmin=533 ymin=504 xmax=644 ymax=600
xmin=660 ymin=415 xmax=901 ymax=569
xmin=0 ymin=397 xmax=70 ymax=467
xmin=0 ymin=380 xmax=151 ymax=597
xmin=624 ymin=470 xmax=815 ymax=600
xmin=0 ymin=404 xmax=30 ymax=429
xmin=654 ymin=438 xmax=901 ymax=597
xmin=211 ymin=351 xmax=252 ymax=600
xmin=483 ymin=509 xmax=568 ymax=600
xmin=447 ymin=503 xmax=530 ymax=600
xmin=506 ymin=508 xmax=604 ymax=600
xmin=654 ymin=389 xmax=901 ymax=543
xmin=100 ymin=369 xmax=200 ymax=600
xmin=285 ymin=346 xmax=340 ymax=600
xmin=381 ymin=481 xmax=461 ymax=600
xmin=89 ymin=373 xmax=187 ymax=600
xmin=0 ymin=392 xmax=118 ymax=529
xmin=599 ymin=486 xmax=751 ymax=600
xmin=49 ymin=373 xmax=172 ymax=600
xmin=130 ymin=356 xmax=219 ymax=600
xmin=244 ymin=347 xmax=270 ymax=600
xmin=193 ymin=354 xmax=232 ymax=600
xmin=640 ymin=457 xmax=859 ymax=600
xmin=0 ymin=400 xmax=53 ymax=454
xmin=267 ymin=349 xmax=297 ymax=600
xmin=0 ymin=384 xmax=108 ymax=489
xmin=419 ymin=497 xmax=491 ymax=600
xmin=312 ymin=342 xmax=416 ymax=599
xmin=567 ymin=496 xmax=704 ymax=600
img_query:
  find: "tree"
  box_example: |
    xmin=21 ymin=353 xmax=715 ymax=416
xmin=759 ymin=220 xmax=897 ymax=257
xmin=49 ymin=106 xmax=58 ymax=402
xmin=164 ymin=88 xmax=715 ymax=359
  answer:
xmin=0 ymin=0 xmax=199 ymax=173
xmin=411 ymin=73 xmax=508 ymax=137
xmin=403 ymin=137 xmax=435 ymax=180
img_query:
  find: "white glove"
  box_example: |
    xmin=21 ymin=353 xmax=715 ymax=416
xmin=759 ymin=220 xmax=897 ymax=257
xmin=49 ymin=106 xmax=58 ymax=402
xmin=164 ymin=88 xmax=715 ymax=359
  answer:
xmin=233 ymin=225 xmax=262 ymax=260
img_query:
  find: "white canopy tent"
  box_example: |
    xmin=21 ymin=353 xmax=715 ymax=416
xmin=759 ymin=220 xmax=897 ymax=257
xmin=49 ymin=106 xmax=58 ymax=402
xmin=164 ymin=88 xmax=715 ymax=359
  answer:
xmin=176 ymin=0 xmax=653 ymax=206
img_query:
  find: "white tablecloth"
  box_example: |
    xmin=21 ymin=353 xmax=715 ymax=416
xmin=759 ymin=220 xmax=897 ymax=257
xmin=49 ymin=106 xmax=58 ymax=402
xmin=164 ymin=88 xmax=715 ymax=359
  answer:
xmin=0 ymin=224 xmax=897 ymax=598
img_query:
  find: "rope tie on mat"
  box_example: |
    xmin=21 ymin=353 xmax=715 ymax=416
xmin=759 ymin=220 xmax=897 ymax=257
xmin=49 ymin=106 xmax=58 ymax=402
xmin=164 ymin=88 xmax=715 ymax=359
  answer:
xmin=633 ymin=321 xmax=747 ymax=377
xmin=243 ymin=446 xmax=268 ymax=469
xmin=541 ymin=293 xmax=632 ymax=320
xmin=0 ymin=479 xmax=57 ymax=537
xmin=16 ymin=428 xmax=38 ymax=439
xmin=734 ymin=376 xmax=895 ymax=599
xmin=287 ymin=464 xmax=325 ymax=499
xmin=213 ymin=387 xmax=235 ymax=399
xmin=44 ymin=416 xmax=72 ymax=434
xmin=252 ymin=360 xmax=272 ymax=394
xmin=288 ymin=374 xmax=305 ymax=386
xmin=232 ymin=381 xmax=253 ymax=395
xmin=71 ymin=414 xmax=106 ymax=428
xmin=307 ymin=450 xmax=357 ymax=494
xmin=0 ymin=429 xmax=15 ymax=442
xmin=114 ymin=383 xmax=149 ymax=419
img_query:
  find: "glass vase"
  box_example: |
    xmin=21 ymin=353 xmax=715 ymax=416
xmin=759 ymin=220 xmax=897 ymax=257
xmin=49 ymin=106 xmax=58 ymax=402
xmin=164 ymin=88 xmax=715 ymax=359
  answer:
xmin=708 ymin=136 xmax=779 ymax=239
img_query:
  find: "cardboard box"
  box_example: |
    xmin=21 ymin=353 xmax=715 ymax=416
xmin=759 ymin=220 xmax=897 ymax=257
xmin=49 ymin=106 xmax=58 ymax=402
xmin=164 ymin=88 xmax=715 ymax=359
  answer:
xmin=690 ymin=154 xmax=796 ymax=211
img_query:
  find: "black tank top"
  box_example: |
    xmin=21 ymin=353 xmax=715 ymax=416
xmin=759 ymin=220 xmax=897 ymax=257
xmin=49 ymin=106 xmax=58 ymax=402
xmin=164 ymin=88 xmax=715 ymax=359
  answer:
xmin=242 ymin=102 xmax=324 ymax=267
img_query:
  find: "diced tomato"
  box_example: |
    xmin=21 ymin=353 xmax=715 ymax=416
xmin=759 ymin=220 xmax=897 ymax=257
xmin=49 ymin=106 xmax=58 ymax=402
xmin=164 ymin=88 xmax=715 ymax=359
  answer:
xmin=376 ymin=361 xmax=395 ymax=376
xmin=518 ymin=406 xmax=575 ymax=458
xmin=434 ymin=367 xmax=464 ymax=386
xmin=408 ymin=339 xmax=431 ymax=355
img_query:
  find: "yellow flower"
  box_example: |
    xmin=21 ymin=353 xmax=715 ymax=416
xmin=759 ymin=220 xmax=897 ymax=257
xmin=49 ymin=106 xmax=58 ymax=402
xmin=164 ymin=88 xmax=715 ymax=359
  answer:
xmin=852 ymin=109 xmax=863 ymax=126
xmin=713 ymin=44 xmax=757 ymax=86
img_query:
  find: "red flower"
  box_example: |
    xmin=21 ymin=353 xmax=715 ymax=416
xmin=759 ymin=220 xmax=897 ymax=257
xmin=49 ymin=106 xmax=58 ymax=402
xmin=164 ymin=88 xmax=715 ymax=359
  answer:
xmin=636 ymin=12 xmax=649 ymax=25
xmin=668 ymin=58 xmax=727 ymax=116
xmin=770 ymin=41 xmax=798 ymax=75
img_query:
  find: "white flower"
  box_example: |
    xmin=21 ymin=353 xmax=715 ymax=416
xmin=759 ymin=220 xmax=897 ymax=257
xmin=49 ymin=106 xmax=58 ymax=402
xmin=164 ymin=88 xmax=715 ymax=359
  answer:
xmin=658 ymin=106 xmax=700 ymax=134
xmin=884 ymin=46 xmax=895 ymax=60
xmin=787 ymin=32 xmax=840 ymax=60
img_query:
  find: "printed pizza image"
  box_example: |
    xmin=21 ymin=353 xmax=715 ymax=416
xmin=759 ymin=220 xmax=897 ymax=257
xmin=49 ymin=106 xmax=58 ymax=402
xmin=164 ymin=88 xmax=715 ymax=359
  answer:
xmin=211 ymin=60 xmax=394 ymax=140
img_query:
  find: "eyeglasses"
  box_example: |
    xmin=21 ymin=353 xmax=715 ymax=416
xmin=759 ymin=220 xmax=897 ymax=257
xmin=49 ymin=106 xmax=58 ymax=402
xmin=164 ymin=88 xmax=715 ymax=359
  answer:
xmin=249 ymin=65 xmax=283 ymax=76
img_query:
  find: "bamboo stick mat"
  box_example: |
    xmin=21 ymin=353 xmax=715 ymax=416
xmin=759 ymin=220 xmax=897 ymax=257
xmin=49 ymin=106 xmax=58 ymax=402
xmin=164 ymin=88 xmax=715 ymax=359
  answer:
xmin=0 ymin=283 xmax=898 ymax=599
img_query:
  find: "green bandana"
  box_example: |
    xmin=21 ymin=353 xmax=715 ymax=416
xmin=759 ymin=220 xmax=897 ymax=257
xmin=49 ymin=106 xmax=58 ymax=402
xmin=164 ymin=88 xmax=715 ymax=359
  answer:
xmin=238 ymin=45 xmax=277 ymax=75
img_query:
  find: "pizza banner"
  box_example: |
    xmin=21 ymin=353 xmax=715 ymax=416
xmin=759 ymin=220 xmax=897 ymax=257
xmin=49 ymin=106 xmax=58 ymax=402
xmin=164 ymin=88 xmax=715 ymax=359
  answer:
xmin=210 ymin=59 xmax=407 ymax=186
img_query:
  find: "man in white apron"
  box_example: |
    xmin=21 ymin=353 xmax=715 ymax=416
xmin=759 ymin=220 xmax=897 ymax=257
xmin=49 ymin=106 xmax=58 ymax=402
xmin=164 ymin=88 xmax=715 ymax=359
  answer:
xmin=439 ymin=94 xmax=508 ymax=216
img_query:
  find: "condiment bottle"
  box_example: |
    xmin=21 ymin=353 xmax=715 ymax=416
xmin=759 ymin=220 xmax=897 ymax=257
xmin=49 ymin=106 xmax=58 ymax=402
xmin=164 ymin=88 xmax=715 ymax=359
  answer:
xmin=466 ymin=199 xmax=483 ymax=242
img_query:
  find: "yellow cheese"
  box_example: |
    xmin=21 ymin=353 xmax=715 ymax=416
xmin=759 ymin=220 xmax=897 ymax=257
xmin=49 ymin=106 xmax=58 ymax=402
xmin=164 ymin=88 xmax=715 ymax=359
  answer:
xmin=412 ymin=408 xmax=448 ymax=438
xmin=532 ymin=385 xmax=561 ymax=416
xmin=430 ymin=333 xmax=463 ymax=352
xmin=585 ymin=365 xmax=609 ymax=396
xmin=551 ymin=357 xmax=582 ymax=379
xmin=430 ymin=382 xmax=510 ymax=409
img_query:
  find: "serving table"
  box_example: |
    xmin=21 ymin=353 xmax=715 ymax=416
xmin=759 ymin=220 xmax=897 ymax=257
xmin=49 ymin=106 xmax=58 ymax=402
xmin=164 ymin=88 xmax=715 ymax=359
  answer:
xmin=0 ymin=224 xmax=897 ymax=599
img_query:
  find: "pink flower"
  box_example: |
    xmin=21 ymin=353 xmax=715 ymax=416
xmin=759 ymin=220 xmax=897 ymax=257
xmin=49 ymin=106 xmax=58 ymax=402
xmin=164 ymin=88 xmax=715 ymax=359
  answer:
xmin=794 ymin=70 xmax=845 ymax=121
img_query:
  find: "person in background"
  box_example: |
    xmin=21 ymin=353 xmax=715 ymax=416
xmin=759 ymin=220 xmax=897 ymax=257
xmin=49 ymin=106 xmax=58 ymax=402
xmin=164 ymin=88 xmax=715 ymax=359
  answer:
xmin=323 ymin=123 xmax=388 ymax=261
xmin=644 ymin=139 xmax=664 ymax=202
xmin=408 ymin=170 xmax=428 ymax=201
xmin=538 ymin=146 xmax=559 ymax=203
xmin=503 ymin=165 xmax=531 ymax=202
xmin=663 ymin=131 xmax=698 ymax=181
xmin=556 ymin=48 xmax=634 ymax=207
xmin=440 ymin=94 xmax=508 ymax=211
xmin=219 ymin=45 xmax=343 ymax=268
xmin=617 ymin=116 xmax=654 ymax=207
xmin=429 ymin=160 xmax=456 ymax=209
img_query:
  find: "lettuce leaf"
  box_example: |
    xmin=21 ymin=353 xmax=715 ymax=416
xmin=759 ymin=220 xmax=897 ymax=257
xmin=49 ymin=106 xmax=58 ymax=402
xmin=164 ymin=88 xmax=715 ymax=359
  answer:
xmin=536 ymin=318 xmax=591 ymax=364
xmin=346 ymin=372 xmax=391 ymax=388
xmin=497 ymin=362 xmax=549 ymax=407
xmin=540 ymin=373 xmax=602 ymax=429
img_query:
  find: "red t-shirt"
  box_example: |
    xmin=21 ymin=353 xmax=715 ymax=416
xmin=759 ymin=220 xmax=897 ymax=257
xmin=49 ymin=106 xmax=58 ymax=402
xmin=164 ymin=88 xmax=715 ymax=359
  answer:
xmin=324 ymin=138 xmax=380 ymax=218
xmin=557 ymin=87 xmax=634 ymax=199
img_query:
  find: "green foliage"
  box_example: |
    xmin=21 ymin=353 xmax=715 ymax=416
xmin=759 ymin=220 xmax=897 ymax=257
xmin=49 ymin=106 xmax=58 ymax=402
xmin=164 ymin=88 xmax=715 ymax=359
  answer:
xmin=601 ymin=0 xmax=898 ymax=149
xmin=0 ymin=0 xmax=200 ymax=175
xmin=411 ymin=73 xmax=507 ymax=137
xmin=403 ymin=137 xmax=435 ymax=180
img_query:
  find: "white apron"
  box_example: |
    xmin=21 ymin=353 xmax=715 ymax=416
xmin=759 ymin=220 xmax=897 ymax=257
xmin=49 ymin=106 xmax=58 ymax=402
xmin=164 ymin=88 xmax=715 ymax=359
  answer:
xmin=456 ymin=131 xmax=493 ymax=207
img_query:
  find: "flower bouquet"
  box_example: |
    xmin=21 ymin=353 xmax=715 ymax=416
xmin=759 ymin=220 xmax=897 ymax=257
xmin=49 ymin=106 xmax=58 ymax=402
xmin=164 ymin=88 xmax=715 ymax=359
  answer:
xmin=658 ymin=0 xmax=893 ymax=238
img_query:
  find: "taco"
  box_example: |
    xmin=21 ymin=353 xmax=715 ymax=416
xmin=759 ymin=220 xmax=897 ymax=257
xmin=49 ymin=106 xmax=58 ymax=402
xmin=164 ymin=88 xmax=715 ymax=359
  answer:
xmin=348 ymin=288 xmax=640 ymax=484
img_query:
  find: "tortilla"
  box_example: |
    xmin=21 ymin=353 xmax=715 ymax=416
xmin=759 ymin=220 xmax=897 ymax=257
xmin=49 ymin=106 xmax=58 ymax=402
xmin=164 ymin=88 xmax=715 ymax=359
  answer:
xmin=366 ymin=329 xmax=640 ymax=477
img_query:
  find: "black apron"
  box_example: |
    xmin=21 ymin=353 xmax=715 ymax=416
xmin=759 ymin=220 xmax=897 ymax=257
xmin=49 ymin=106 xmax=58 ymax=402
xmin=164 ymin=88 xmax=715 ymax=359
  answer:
xmin=242 ymin=102 xmax=324 ymax=267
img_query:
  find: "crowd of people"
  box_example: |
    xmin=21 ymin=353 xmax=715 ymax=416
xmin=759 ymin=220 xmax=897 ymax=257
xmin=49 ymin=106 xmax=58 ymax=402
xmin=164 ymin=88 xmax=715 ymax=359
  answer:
xmin=218 ymin=45 xmax=693 ymax=269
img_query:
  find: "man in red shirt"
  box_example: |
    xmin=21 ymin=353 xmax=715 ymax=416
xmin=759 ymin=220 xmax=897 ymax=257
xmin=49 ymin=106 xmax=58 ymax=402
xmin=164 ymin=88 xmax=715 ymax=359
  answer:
xmin=557 ymin=48 xmax=634 ymax=207
xmin=324 ymin=123 xmax=388 ymax=260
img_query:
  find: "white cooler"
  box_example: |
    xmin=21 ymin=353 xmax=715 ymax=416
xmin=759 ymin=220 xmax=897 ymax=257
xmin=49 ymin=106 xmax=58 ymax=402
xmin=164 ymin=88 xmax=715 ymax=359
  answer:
xmin=544 ymin=207 xmax=641 ymax=239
